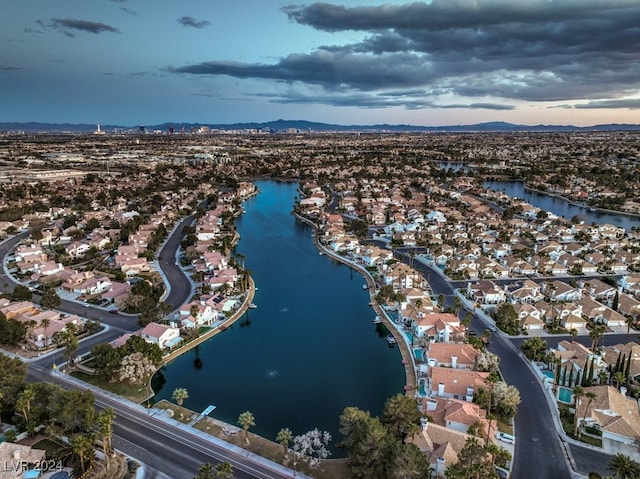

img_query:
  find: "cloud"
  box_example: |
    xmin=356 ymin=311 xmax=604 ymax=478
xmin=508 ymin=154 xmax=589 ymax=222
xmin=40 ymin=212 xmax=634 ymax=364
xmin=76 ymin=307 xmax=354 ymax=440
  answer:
xmin=120 ymin=7 xmax=137 ymax=16
xmin=178 ymin=16 xmax=210 ymax=29
xmin=169 ymin=0 xmax=640 ymax=109
xmin=48 ymin=18 xmax=120 ymax=37
xmin=0 ymin=64 xmax=21 ymax=71
xmin=571 ymin=99 xmax=640 ymax=109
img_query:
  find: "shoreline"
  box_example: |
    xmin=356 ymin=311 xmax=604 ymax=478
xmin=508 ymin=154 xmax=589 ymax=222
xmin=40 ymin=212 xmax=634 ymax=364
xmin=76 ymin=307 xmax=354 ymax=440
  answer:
xmin=294 ymin=212 xmax=417 ymax=396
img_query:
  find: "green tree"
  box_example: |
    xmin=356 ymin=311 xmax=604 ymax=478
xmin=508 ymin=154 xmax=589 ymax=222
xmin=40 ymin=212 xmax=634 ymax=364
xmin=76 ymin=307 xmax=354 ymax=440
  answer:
xmin=40 ymin=286 xmax=61 ymax=309
xmin=521 ymin=337 xmax=548 ymax=362
xmin=16 ymin=384 xmax=36 ymax=435
xmin=194 ymin=463 xmax=213 ymax=479
xmin=214 ymin=462 xmax=234 ymax=479
xmin=579 ymin=392 xmax=597 ymax=437
xmin=60 ymin=323 xmax=79 ymax=370
xmin=607 ymin=453 xmax=640 ymax=479
xmin=381 ymin=393 xmax=421 ymax=440
xmin=572 ymin=385 xmax=584 ymax=436
xmin=238 ymin=411 xmax=255 ymax=444
xmin=172 ymin=388 xmax=189 ymax=419
xmin=0 ymin=355 xmax=27 ymax=421
xmin=98 ymin=407 xmax=115 ymax=455
xmin=11 ymin=284 xmax=33 ymax=301
xmin=71 ymin=433 xmax=95 ymax=475
xmin=40 ymin=317 xmax=51 ymax=349
xmin=339 ymin=407 xmax=391 ymax=479
xmin=48 ymin=388 xmax=96 ymax=437
xmin=276 ymin=427 xmax=294 ymax=456
xmin=91 ymin=343 xmax=123 ymax=380
xmin=493 ymin=303 xmax=519 ymax=333
xmin=445 ymin=437 xmax=499 ymax=479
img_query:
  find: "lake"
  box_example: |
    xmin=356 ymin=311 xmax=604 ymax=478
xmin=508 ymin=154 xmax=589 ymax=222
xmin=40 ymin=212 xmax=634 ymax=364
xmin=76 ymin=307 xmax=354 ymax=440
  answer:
xmin=152 ymin=180 xmax=405 ymax=454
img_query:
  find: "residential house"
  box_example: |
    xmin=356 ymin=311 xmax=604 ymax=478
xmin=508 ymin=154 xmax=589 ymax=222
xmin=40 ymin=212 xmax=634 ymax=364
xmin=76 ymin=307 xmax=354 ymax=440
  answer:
xmin=425 ymin=343 xmax=480 ymax=369
xmin=139 ymin=322 xmax=182 ymax=350
xmin=575 ymin=385 xmax=640 ymax=448
xmin=428 ymin=366 xmax=490 ymax=402
xmin=466 ymin=280 xmax=506 ymax=305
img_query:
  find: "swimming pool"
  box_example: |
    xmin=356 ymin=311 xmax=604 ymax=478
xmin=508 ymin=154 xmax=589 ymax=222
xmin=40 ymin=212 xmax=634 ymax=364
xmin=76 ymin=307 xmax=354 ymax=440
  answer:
xmin=542 ymin=370 xmax=555 ymax=381
xmin=419 ymin=379 xmax=427 ymax=396
xmin=414 ymin=348 xmax=424 ymax=362
xmin=405 ymin=331 xmax=414 ymax=344
xmin=558 ymin=386 xmax=573 ymax=403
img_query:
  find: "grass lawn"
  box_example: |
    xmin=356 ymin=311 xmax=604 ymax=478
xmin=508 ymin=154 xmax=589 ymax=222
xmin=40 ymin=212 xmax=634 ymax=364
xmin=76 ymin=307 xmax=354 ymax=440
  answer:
xmin=71 ymin=371 xmax=152 ymax=403
xmin=156 ymin=401 xmax=354 ymax=479
xmin=496 ymin=420 xmax=514 ymax=435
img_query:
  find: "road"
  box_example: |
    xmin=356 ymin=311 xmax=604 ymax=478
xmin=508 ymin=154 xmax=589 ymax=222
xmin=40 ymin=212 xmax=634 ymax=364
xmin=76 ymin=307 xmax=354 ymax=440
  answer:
xmin=27 ymin=364 xmax=302 ymax=479
xmin=2 ymin=221 xmax=302 ymax=479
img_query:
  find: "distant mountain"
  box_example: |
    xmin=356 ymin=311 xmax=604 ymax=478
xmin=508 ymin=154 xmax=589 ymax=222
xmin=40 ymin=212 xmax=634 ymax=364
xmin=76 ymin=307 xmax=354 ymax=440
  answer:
xmin=2 ymin=120 xmax=640 ymax=133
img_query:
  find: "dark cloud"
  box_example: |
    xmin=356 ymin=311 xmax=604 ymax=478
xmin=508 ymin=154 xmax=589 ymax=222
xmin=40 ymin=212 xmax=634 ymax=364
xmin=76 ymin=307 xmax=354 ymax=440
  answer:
xmin=24 ymin=27 xmax=43 ymax=34
xmin=0 ymin=64 xmax=21 ymax=71
xmin=571 ymin=99 xmax=640 ymax=109
xmin=170 ymin=0 xmax=640 ymax=109
xmin=120 ymin=7 xmax=137 ymax=16
xmin=49 ymin=18 xmax=120 ymax=37
xmin=178 ymin=16 xmax=210 ymax=29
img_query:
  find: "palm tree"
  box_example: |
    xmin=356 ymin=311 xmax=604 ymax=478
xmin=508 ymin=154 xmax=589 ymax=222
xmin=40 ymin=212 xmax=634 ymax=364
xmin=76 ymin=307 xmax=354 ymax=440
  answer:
xmin=172 ymin=388 xmax=189 ymax=419
xmin=98 ymin=407 xmax=115 ymax=455
xmin=625 ymin=315 xmax=637 ymax=337
xmin=71 ymin=433 xmax=95 ymax=474
xmin=238 ymin=411 xmax=255 ymax=444
xmin=569 ymin=328 xmax=578 ymax=343
xmin=214 ymin=461 xmax=234 ymax=479
xmin=16 ymin=385 xmax=35 ymax=433
xmin=589 ymin=324 xmax=606 ymax=352
xmin=579 ymin=391 xmax=597 ymax=437
xmin=41 ymin=317 xmax=51 ymax=349
xmin=572 ymin=385 xmax=584 ymax=436
xmin=612 ymin=371 xmax=627 ymax=389
xmin=607 ymin=453 xmax=640 ymax=479
xmin=194 ymin=463 xmax=214 ymax=479
xmin=485 ymin=371 xmax=500 ymax=441
xmin=276 ymin=427 xmax=294 ymax=456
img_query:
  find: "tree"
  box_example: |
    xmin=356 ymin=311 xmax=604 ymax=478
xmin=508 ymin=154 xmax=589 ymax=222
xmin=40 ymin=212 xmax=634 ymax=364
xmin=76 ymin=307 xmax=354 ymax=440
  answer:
xmin=387 ymin=441 xmax=431 ymax=479
xmin=381 ymin=393 xmax=421 ymax=440
xmin=214 ymin=462 xmax=234 ymax=479
xmin=589 ymin=324 xmax=606 ymax=352
xmin=91 ymin=343 xmax=123 ymax=381
xmin=521 ymin=337 xmax=549 ymax=362
xmin=238 ymin=411 xmax=255 ymax=444
xmin=60 ymin=323 xmax=79 ymax=370
xmin=492 ymin=380 xmax=520 ymax=421
xmin=172 ymin=388 xmax=189 ymax=419
xmin=607 ymin=453 xmax=640 ymax=479
xmin=117 ymin=352 xmax=157 ymax=385
xmin=612 ymin=371 xmax=627 ymax=389
xmin=572 ymin=385 xmax=584 ymax=436
xmin=493 ymin=303 xmax=519 ymax=333
xmin=475 ymin=351 xmax=500 ymax=372
xmin=11 ymin=284 xmax=32 ymax=301
xmin=71 ymin=433 xmax=95 ymax=475
xmin=445 ymin=437 xmax=499 ymax=479
xmin=98 ymin=407 xmax=115 ymax=455
xmin=41 ymin=317 xmax=51 ymax=349
xmin=40 ymin=286 xmax=61 ymax=309
xmin=339 ymin=407 xmax=391 ymax=479
xmin=0 ymin=355 xmax=27 ymax=423
xmin=48 ymin=388 xmax=96 ymax=437
xmin=292 ymin=429 xmax=332 ymax=468
xmin=16 ymin=384 xmax=36 ymax=435
xmin=194 ymin=463 xmax=214 ymax=479
xmin=579 ymin=392 xmax=597 ymax=437
xmin=276 ymin=427 xmax=294 ymax=456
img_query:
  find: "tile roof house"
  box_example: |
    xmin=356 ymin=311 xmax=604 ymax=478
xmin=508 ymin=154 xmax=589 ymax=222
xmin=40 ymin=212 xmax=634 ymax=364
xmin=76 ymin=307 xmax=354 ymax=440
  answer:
xmin=139 ymin=322 xmax=182 ymax=350
xmin=576 ymin=385 xmax=640 ymax=448
xmin=428 ymin=366 xmax=490 ymax=402
xmin=407 ymin=418 xmax=485 ymax=477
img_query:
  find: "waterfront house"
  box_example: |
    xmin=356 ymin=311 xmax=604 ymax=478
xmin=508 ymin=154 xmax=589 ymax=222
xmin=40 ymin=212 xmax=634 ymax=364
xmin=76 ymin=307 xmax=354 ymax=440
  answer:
xmin=428 ymin=366 xmax=489 ymax=401
xmin=412 ymin=313 xmax=462 ymax=343
xmin=425 ymin=343 xmax=480 ymax=369
xmin=139 ymin=322 xmax=182 ymax=350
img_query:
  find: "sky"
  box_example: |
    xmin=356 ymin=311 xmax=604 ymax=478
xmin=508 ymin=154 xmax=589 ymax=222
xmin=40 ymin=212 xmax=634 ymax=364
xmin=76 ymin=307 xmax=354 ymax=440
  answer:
xmin=2 ymin=0 xmax=640 ymax=127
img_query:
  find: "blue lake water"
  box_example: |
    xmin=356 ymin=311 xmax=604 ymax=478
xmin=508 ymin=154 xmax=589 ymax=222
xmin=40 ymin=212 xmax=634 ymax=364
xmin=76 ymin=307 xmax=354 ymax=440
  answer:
xmin=483 ymin=181 xmax=640 ymax=231
xmin=152 ymin=180 xmax=404 ymax=454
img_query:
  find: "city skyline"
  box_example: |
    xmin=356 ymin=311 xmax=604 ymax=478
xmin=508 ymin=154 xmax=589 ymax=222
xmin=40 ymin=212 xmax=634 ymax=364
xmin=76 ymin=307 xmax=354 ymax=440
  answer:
xmin=2 ymin=0 xmax=640 ymax=127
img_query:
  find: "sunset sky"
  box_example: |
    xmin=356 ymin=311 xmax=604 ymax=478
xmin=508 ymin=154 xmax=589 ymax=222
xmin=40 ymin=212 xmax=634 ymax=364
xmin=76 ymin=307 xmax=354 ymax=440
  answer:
xmin=2 ymin=0 xmax=640 ymax=127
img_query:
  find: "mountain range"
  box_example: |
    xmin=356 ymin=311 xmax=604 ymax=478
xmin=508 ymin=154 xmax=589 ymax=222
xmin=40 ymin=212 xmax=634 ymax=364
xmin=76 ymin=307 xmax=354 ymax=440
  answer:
xmin=2 ymin=120 xmax=640 ymax=133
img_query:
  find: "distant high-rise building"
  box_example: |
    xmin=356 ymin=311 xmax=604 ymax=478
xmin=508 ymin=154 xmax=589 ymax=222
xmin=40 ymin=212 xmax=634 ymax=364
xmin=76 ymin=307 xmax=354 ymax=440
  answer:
xmin=94 ymin=123 xmax=105 ymax=135
xmin=168 ymin=126 xmax=174 ymax=134
xmin=139 ymin=126 xmax=146 ymax=134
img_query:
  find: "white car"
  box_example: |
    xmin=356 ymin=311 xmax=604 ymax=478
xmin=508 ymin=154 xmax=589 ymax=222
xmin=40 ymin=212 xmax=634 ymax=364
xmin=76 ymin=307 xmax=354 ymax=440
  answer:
xmin=495 ymin=431 xmax=515 ymax=444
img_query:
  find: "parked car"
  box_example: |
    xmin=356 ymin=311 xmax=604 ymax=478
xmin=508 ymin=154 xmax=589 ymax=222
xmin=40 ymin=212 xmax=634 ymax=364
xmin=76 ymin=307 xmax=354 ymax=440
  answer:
xmin=495 ymin=431 xmax=515 ymax=444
